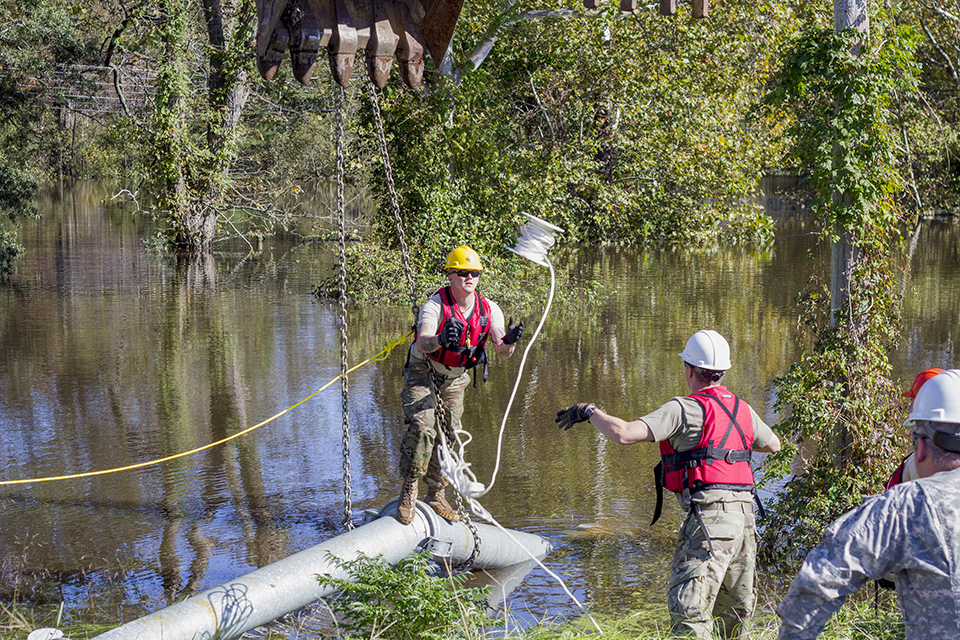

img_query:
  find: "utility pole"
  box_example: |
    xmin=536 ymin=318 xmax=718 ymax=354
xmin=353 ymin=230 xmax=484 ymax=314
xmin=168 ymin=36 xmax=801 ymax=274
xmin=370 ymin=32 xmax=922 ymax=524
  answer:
xmin=829 ymin=0 xmax=869 ymax=327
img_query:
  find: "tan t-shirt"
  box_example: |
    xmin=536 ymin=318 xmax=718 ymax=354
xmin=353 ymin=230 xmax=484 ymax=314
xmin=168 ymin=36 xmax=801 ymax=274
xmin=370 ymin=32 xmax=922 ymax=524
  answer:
xmin=641 ymin=393 xmax=776 ymax=505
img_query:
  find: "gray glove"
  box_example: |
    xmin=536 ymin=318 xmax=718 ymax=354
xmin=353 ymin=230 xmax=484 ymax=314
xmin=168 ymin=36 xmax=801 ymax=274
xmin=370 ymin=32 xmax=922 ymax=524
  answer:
xmin=438 ymin=318 xmax=465 ymax=349
xmin=555 ymin=403 xmax=597 ymax=431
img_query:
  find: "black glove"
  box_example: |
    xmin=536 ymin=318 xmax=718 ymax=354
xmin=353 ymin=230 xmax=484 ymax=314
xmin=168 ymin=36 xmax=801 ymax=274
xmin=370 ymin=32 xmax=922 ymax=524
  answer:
xmin=438 ymin=317 xmax=465 ymax=349
xmin=503 ymin=317 xmax=524 ymax=345
xmin=555 ymin=403 xmax=597 ymax=431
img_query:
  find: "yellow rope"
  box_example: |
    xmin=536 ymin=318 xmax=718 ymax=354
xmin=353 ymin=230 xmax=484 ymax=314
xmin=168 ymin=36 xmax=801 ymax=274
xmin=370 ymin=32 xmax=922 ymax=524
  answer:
xmin=0 ymin=330 xmax=414 ymax=487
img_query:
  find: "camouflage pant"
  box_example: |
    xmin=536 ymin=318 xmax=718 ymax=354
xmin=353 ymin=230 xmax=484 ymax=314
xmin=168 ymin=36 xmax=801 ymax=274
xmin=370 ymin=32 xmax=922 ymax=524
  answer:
xmin=668 ymin=501 xmax=757 ymax=639
xmin=398 ymin=359 xmax=470 ymax=487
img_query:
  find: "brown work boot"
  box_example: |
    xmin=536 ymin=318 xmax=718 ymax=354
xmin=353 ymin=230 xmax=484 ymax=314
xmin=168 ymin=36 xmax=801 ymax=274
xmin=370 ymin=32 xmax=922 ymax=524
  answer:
xmin=425 ymin=485 xmax=460 ymax=522
xmin=396 ymin=478 xmax=418 ymax=525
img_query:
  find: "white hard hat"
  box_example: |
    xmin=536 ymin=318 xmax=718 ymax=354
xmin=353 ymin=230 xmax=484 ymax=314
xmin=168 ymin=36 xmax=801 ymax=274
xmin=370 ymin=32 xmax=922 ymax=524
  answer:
xmin=907 ymin=369 xmax=960 ymax=426
xmin=678 ymin=330 xmax=732 ymax=371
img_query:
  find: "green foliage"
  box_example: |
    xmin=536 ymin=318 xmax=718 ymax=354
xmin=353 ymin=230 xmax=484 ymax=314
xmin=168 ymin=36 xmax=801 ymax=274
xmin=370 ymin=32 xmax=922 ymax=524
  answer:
xmin=758 ymin=16 xmax=918 ymax=571
xmin=0 ymin=158 xmax=39 ymax=275
xmin=360 ymin=0 xmax=796 ymax=267
xmin=759 ymin=25 xmax=921 ymax=240
xmin=313 ymin=238 xmax=566 ymax=313
xmin=316 ymin=551 xmax=490 ymax=640
xmin=891 ymin=1 xmax=960 ymax=215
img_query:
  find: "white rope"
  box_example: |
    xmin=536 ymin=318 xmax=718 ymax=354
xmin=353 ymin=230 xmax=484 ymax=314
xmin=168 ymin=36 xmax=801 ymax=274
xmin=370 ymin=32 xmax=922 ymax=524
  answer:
xmin=507 ymin=212 xmax=564 ymax=267
xmin=437 ymin=257 xmax=556 ymax=501
xmin=436 ymin=412 xmax=603 ymax=636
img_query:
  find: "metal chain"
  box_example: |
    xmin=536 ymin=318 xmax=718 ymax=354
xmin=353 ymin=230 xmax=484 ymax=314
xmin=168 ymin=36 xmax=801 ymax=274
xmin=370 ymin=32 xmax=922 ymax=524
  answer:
xmin=367 ymin=83 xmax=419 ymax=324
xmin=432 ymin=373 xmax=481 ymax=571
xmin=334 ymin=85 xmax=354 ymax=531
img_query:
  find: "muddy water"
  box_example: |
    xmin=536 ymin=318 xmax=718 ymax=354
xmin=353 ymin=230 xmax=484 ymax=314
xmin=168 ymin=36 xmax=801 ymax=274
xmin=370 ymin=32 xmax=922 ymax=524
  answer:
xmin=0 ymin=184 xmax=957 ymax=631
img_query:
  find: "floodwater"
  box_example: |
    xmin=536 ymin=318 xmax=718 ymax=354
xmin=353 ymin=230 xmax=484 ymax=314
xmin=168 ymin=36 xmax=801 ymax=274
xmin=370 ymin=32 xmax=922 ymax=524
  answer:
xmin=0 ymin=182 xmax=957 ymax=633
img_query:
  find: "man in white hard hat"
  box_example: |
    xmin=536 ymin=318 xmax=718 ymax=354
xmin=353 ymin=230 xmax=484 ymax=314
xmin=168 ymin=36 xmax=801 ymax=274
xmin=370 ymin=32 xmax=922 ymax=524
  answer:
xmin=776 ymin=369 xmax=960 ymax=639
xmin=556 ymin=329 xmax=781 ymax=639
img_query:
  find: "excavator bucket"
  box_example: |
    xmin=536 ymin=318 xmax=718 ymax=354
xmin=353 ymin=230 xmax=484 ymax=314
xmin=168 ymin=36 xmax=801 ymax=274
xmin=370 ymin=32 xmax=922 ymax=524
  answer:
xmin=256 ymin=0 xmax=464 ymax=88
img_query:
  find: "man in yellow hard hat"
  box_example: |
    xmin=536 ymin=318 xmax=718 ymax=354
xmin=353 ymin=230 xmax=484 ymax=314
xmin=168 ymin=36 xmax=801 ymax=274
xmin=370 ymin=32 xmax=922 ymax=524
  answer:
xmin=395 ymin=245 xmax=524 ymax=525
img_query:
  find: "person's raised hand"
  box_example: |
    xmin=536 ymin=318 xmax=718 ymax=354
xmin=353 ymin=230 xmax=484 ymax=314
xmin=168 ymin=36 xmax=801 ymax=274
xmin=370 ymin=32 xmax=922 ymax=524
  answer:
xmin=555 ymin=403 xmax=597 ymax=430
xmin=503 ymin=317 xmax=524 ymax=345
xmin=438 ymin=318 xmax=465 ymax=348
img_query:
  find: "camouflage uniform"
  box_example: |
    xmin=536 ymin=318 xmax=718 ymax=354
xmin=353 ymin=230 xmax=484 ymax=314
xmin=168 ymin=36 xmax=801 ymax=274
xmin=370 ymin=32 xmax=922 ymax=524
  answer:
xmin=777 ymin=466 xmax=960 ymax=639
xmin=643 ymin=396 xmax=776 ymax=639
xmin=399 ymin=358 xmax=470 ymax=488
xmin=669 ymin=501 xmax=756 ymax=638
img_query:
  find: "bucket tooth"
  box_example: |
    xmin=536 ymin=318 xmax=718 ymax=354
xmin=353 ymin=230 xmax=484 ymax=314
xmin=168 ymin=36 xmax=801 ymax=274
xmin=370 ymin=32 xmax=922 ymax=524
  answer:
xmin=257 ymin=0 xmax=291 ymax=57
xmin=385 ymin=0 xmax=424 ymax=89
xmin=342 ymin=0 xmax=373 ymax=50
xmin=659 ymin=0 xmax=676 ymax=15
xmin=692 ymin=0 xmax=707 ymax=17
xmin=258 ymin=23 xmax=290 ymax=81
xmin=257 ymin=0 xmax=291 ymax=80
xmin=421 ymin=0 xmax=464 ymax=68
xmin=620 ymin=0 xmax=637 ymax=11
xmin=289 ymin=0 xmax=325 ymax=83
xmin=329 ymin=0 xmax=359 ymax=86
xmin=366 ymin=0 xmax=399 ymax=87
xmin=582 ymin=0 xmax=601 ymax=8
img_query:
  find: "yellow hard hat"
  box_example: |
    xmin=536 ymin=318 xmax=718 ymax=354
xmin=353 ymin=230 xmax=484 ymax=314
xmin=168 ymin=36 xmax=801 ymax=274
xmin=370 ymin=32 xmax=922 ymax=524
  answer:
xmin=445 ymin=245 xmax=484 ymax=271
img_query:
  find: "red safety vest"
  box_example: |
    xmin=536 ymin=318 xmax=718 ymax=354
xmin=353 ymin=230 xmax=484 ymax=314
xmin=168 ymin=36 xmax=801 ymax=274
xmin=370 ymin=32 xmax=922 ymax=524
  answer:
xmin=885 ymin=456 xmax=908 ymax=491
xmin=651 ymin=386 xmax=756 ymax=525
xmin=418 ymin=286 xmax=491 ymax=370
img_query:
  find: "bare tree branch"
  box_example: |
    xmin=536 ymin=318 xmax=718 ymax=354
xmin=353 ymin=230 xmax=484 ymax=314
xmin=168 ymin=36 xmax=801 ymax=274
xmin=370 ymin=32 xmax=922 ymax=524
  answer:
xmin=920 ymin=15 xmax=959 ymax=81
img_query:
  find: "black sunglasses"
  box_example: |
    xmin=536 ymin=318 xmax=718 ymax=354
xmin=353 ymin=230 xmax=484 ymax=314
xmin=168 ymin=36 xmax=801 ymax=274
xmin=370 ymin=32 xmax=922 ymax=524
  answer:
xmin=452 ymin=270 xmax=480 ymax=278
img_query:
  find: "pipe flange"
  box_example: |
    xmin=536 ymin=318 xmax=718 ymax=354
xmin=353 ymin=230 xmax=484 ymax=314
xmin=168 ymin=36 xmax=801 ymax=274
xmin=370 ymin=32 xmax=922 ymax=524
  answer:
xmin=377 ymin=498 xmax=444 ymax=538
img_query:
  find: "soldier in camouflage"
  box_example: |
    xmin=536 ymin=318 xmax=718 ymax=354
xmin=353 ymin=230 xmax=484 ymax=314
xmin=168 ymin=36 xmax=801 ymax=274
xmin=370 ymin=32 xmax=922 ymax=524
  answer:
xmin=777 ymin=369 xmax=960 ymax=640
xmin=557 ymin=330 xmax=781 ymax=639
xmin=395 ymin=246 xmax=523 ymax=525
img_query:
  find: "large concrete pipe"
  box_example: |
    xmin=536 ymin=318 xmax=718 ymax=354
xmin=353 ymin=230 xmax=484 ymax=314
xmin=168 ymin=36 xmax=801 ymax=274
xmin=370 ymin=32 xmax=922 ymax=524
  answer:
xmin=90 ymin=501 xmax=552 ymax=640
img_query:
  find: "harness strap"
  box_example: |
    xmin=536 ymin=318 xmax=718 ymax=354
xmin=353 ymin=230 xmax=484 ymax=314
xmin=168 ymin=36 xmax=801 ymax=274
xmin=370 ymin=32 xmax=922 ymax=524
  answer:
xmin=661 ymin=445 xmax=752 ymax=471
xmin=691 ymin=504 xmax=715 ymax=556
xmin=652 ymin=462 xmax=665 ymax=525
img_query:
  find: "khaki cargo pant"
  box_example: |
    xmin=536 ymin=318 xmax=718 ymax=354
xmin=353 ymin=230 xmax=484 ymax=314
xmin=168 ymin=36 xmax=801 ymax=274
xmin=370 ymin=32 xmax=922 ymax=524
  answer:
xmin=668 ymin=501 xmax=756 ymax=639
xmin=399 ymin=359 xmax=470 ymax=488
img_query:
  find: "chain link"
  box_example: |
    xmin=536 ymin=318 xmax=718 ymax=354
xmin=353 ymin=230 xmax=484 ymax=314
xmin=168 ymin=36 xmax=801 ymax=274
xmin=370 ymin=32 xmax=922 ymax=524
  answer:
xmin=367 ymin=83 xmax=419 ymax=324
xmin=432 ymin=373 xmax=481 ymax=571
xmin=334 ymin=85 xmax=354 ymax=531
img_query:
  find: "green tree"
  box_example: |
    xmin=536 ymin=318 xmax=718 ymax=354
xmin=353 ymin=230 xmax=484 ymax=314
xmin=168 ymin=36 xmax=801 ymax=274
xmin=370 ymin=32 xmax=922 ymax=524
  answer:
xmin=758 ymin=13 xmax=922 ymax=569
xmin=357 ymin=0 xmax=802 ymax=275
xmin=150 ymin=0 xmax=257 ymax=253
xmin=0 ymin=0 xmax=108 ymax=273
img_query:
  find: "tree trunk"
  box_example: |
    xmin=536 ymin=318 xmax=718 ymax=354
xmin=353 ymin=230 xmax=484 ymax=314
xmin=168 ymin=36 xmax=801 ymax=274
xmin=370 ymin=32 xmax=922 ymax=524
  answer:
xmin=830 ymin=0 xmax=868 ymax=327
xmin=158 ymin=0 xmax=254 ymax=255
xmin=828 ymin=0 xmax=869 ymax=463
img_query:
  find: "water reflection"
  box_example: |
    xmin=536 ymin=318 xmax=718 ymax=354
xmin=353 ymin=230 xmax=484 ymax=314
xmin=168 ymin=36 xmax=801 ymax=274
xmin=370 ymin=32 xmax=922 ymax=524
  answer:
xmin=0 ymin=184 xmax=957 ymax=628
